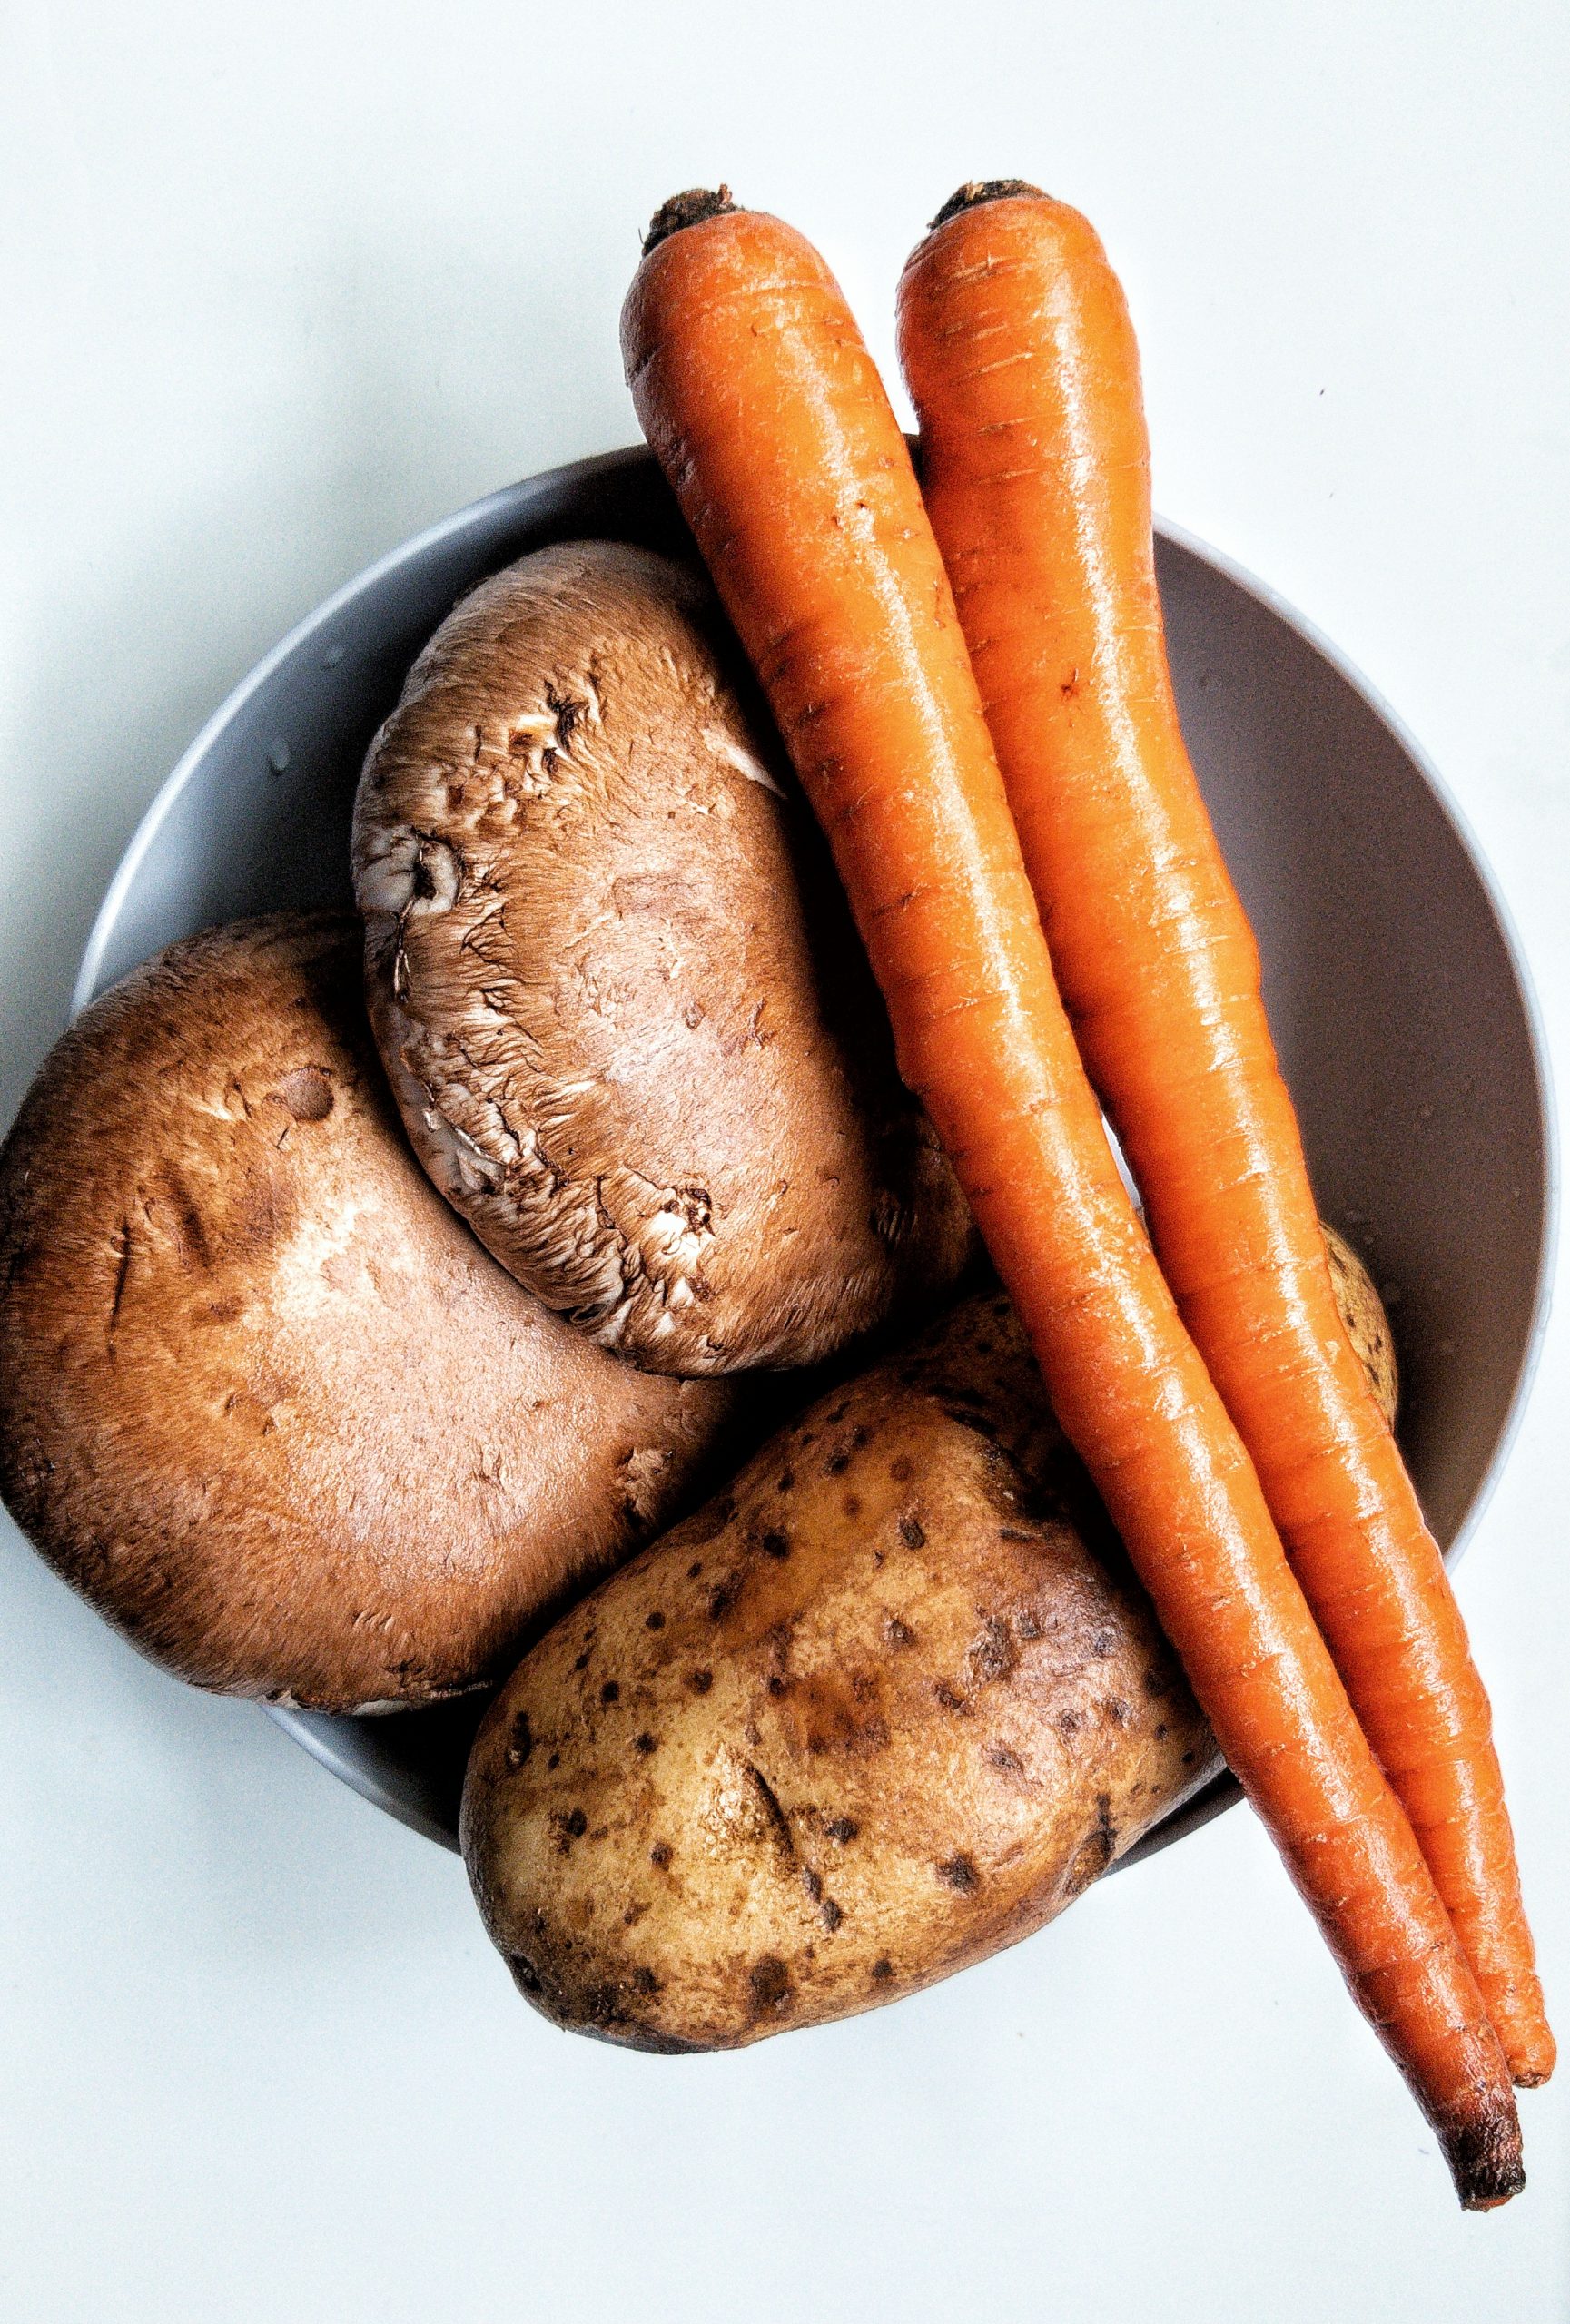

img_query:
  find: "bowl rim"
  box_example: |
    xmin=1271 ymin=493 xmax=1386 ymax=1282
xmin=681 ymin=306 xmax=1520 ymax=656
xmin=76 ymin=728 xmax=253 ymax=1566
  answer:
xmin=71 ymin=447 xmax=1560 ymax=1866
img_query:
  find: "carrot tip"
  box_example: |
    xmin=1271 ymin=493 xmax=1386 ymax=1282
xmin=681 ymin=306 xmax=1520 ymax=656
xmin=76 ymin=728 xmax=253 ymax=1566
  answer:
xmin=928 ymin=179 xmax=1045 ymax=232
xmin=1446 ymin=2116 xmax=1526 ymax=2211
xmin=643 ymin=187 xmax=739 ymax=257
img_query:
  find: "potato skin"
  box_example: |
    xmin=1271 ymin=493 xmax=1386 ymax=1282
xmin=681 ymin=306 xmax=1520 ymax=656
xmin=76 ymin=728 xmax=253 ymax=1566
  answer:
xmin=1324 ymin=1223 xmax=1398 ymax=1428
xmin=461 ymin=1292 xmax=1218 ymax=2050
xmin=351 ymin=539 xmax=973 ymax=1375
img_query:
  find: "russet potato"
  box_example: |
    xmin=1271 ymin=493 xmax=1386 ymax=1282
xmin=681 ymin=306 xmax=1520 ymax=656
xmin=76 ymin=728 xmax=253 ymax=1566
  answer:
xmin=461 ymin=1290 xmax=1218 ymax=2049
xmin=1324 ymin=1221 xmax=1398 ymax=1428
xmin=463 ymin=1223 xmax=1397 ymax=2049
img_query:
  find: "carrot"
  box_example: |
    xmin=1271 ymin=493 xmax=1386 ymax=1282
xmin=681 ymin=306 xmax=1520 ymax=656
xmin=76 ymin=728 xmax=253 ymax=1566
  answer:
xmin=623 ymin=188 xmax=1524 ymax=2205
xmin=896 ymin=182 xmax=1551 ymax=2090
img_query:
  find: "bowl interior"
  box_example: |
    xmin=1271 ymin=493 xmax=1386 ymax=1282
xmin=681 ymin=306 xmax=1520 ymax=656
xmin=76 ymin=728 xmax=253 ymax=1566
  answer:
xmin=75 ymin=448 xmax=1554 ymax=1856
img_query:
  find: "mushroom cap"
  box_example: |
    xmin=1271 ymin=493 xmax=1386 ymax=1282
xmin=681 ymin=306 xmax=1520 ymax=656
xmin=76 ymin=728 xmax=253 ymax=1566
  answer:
xmin=0 ymin=914 xmax=736 ymax=1710
xmin=351 ymin=540 xmax=973 ymax=1375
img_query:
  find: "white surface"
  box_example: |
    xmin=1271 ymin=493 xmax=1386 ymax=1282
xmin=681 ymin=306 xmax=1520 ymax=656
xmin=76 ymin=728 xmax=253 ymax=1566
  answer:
xmin=2 ymin=3 xmax=1565 ymax=2315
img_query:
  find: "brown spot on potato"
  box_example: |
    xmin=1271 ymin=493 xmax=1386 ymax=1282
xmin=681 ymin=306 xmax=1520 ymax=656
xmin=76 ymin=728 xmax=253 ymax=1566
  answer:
xmin=599 ymin=1680 xmax=620 ymax=1705
xmin=688 ymin=1668 xmax=714 ymax=1693
xmin=760 ymin=1529 xmax=790 ymax=1560
xmin=967 ymin=1616 xmax=1015 ymax=1686
xmin=507 ymin=1950 xmax=543 ymax=1994
xmin=634 ymin=1731 xmax=657 ymax=1755
xmin=645 ymin=1610 xmax=666 ymax=1630
xmin=649 ymin=1843 xmax=672 ymax=1867
xmin=986 ymin=1745 xmax=1024 ymax=1774
xmin=776 ymin=1470 xmax=795 ymax=1492
xmin=748 ymin=1955 xmax=792 ymax=2014
xmin=632 ymin=1965 xmax=660 ymax=1995
xmin=505 ymin=1709 xmax=534 ymax=1768
xmin=784 ymin=1659 xmax=894 ymax=1758
xmin=822 ymin=1898 xmax=844 ymax=1933
xmin=746 ymin=1764 xmax=795 ymax=1855
xmin=824 ymin=1817 xmax=859 ymax=1845
xmin=884 ymin=1617 xmax=915 ymax=1649
xmin=871 ymin=1957 xmax=893 ymax=1980
xmin=898 ymin=1514 xmax=926 ymax=1549
xmin=552 ymin=1807 xmax=588 ymax=1852
xmin=936 ymin=1853 xmax=979 ymax=1894
xmin=888 ymin=1456 xmax=913 ymax=1482
xmin=946 ymin=1400 xmax=1002 ymax=1446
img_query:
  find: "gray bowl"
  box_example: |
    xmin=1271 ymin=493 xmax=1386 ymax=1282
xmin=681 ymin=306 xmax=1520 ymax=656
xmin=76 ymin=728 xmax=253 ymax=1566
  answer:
xmin=74 ymin=446 xmax=1556 ymax=1859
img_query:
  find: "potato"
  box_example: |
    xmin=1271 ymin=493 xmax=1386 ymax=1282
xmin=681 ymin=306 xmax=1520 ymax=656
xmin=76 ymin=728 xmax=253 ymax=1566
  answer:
xmin=351 ymin=539 xmax=973 ymax=1375
xmin=1325 ymin=1221 xmax=1398 ymax=1427
xmin=0 ymin=914 xmax=739 ymax=1710
xmin=461 ymin=1291 xmax=1219 ymax=2049
xmin=464 ymin=1223 xmax=1398 ymax=2046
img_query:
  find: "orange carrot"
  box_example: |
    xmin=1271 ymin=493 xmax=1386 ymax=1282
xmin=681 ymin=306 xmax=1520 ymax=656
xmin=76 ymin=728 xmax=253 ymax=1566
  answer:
xmin=624 ymin=188 xmax=1524 ymax=2205
xmin=897 ymin=181 xmax=1551 ymax=2089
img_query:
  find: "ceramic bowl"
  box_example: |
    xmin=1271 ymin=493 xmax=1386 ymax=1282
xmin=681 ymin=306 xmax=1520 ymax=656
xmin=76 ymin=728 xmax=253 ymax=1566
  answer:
xmin=74 ymin=447 xmax=1555 ymax=1856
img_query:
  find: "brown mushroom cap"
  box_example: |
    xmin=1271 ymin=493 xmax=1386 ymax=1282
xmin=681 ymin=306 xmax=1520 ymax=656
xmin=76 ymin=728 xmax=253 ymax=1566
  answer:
xmin=351 ymin=540 xmax=974 ymax=1375
xmin=0 ymin=914 xmax=737 ymax=1710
